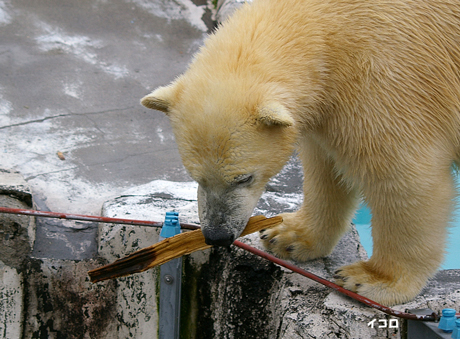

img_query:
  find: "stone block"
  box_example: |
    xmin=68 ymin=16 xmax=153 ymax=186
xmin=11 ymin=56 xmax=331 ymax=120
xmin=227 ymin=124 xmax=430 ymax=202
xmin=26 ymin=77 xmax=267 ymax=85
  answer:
xmin=22 ymin=258 xmax=117 ymax=339
xmin=0 ymin=169 xmax=35 ymax=339
xmin=0 ymin=169 xmax=35 ymax=253
xmin=96 ymin=180 xmax=202 ymax=339
xmin=97 ymin=179 xmax=460 ymax=339
xmin=0 ymin=169 xmax=121 ymax=339
xmin=0 ymin=262 xmax=24 ymax=339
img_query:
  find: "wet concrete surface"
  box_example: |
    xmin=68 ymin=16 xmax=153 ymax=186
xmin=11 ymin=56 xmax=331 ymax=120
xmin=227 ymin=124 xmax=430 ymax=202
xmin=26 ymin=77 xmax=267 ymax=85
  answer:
xmin=0 ymin=0 xmax=212 ymax=259
xmin=0 ymin=0 xmax=303 ymax=259
xmin=0 ymin=0 xmax=213 ymax=215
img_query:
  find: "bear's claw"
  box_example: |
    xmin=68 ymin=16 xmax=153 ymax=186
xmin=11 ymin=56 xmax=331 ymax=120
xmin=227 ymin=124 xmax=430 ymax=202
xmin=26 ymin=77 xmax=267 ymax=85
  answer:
xmin=332 ymin=261 xmax=422 ymax=306
xmin=259 ymin=212 xmax=337 ymax=261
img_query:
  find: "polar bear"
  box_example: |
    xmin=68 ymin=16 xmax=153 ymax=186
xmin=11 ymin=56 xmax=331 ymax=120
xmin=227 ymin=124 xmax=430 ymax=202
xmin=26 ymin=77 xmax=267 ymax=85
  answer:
xmin=141 ymin=0 xmax=460 ymax=305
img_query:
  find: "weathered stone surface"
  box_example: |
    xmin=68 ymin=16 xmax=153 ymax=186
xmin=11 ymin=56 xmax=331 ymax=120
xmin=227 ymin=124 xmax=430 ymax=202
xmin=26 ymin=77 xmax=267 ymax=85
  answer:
xmin=96 ymin=220 xmax=160 ymax=339
xmin=96 ymin=180 xmax=373 ymax=338
xmin=192 ymin=229 xmax=395 ymax=339
xmin=96 ymin=181 xmax=204 ymax=339
xmin=0 ymin=196 xmax=33 ymax=270
xmin=214 ymin=0 xmax=247 ymax=23
xmin=0 ymin=262 xmax=24 ymax=339
xmin=96 ymin=180 xmax=200 ymax=339
xmin=0 ymin=169 xmax=35 ymax=255
xmin=98 ymin=179 xmax=460 ymax=339
xmin=0 ymin=170 xmax=35 ymax=339
xmin=2 ymin=169 xmax=457 ymax=338
xmin=23 ymin=258 xmax=117 ymax=339
xmin=0 ymin=169 xmax=122 ymax=339
xmin=0 ymin=169 xmax=34 ymax=208
xmin=98 ymin=180 xmax=209 ymax=339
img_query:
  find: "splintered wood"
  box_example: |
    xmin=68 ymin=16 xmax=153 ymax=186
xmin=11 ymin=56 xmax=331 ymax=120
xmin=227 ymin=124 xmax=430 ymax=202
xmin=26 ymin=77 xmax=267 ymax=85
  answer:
xmin=88 ymin=215 xmax=282 ymax=283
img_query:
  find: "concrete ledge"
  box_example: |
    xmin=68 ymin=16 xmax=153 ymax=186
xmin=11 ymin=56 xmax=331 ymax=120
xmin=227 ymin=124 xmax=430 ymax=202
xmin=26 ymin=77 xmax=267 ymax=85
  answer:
xmin=96 ymin=180 xmax=204 ymax=339
xmin=0 ymin=169 xmax=33 ymax=208
xmin=96 ymin=180 xmax=460 ymax=338
xmin=0 ymin=169 xmax=35 ymax=339
xmin=1 ymin=170 xmax=459 ymax=338
xmin=0 ymin=169 xmax=35 ymax=250
xmin=0 ymin=261 xmax=24 ymax=339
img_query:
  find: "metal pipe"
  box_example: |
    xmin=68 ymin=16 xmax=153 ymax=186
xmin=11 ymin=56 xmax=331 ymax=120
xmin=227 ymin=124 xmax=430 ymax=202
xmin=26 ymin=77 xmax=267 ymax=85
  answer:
xmin=0 ymin=206 xmax=449 ymax=321
xmin=233 ymin=240 xmax=439 ymax=322
xmin=0 ymin=206 xmax=200 ymax=230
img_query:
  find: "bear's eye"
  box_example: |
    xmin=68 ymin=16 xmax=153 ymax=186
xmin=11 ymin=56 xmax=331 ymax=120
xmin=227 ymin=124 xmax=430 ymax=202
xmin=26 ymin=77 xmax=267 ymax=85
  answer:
xmin=233 ymin=174 xmax=254 ymax=186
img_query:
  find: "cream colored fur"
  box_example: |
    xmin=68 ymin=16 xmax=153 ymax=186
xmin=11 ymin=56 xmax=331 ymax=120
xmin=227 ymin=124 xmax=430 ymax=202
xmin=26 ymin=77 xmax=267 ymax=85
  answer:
xmin=141 ymin=0 xmax=460 ymax=305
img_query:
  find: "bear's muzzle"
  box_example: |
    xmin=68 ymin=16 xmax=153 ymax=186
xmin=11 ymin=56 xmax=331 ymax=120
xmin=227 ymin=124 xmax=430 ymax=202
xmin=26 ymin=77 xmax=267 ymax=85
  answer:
xmin=202 ymin=228 xmax=235 ymax=247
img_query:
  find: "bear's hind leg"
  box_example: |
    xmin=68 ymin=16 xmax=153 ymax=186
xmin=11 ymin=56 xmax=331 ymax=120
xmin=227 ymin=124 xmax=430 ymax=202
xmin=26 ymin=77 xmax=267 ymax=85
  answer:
xmin=334 ymin=165 xmax=454 ymax=305
xmin=260 ymin=138 xmax=359 ymax=261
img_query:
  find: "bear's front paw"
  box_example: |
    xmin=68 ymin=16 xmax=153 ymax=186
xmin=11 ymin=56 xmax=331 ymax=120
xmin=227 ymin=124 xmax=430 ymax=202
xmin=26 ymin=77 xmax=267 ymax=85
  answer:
xmin=333 ymin=261 xmax=422 ymax=306
xmin=259 ymin=213 xmax=332 ymax=261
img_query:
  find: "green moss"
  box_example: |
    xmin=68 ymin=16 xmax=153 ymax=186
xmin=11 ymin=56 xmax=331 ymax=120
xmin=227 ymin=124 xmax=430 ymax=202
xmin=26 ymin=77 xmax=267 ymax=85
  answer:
xmin=154 ymin=266 xmax=161 ymax=338
xmin=179 ymin=256 xmax=202 ymax=339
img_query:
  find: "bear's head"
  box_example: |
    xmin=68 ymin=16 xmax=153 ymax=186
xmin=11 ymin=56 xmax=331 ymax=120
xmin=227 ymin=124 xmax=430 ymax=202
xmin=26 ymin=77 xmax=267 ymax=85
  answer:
xmin=141 ymin=77 xmax=297 ymax=246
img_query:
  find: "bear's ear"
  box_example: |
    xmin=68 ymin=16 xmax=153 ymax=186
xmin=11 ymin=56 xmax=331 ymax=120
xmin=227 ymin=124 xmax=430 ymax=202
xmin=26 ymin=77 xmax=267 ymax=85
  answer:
xmin=257 ymin=102 xmax=294 ymax=127
xmin=140 ymin=85 xmax=177 ymax=114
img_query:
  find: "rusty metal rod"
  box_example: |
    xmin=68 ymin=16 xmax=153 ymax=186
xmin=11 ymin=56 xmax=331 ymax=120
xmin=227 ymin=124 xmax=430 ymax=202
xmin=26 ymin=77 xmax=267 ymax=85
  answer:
xmin=0 ymin=206 xmax=200 ymax=230
xmin=0 ymin=206 xmax=447 ymax=321
xmin=233 ymin=240 xmax=439 ymax=322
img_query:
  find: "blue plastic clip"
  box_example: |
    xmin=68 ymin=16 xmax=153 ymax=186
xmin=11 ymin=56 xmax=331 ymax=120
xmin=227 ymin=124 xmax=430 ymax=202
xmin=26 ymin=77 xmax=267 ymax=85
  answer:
xmin=159 ymin=211 xmax=182 ymax=339
xmin=439 ymin=308 xmax=457 ymax=333
xmin=452 ymin=319 xmax=460 ymax=339
xmin=160 ymin=211 xmax=180 ymax=238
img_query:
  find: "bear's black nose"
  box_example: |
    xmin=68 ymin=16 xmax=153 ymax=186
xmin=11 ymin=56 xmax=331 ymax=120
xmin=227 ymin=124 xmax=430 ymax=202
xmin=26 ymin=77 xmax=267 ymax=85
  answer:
xmin=203 ymin=230 xmax=235 ymax=247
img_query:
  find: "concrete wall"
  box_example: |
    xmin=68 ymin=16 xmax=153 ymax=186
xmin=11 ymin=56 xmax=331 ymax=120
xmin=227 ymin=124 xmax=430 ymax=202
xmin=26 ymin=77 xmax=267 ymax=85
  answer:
xmin=2 ymin=170 xmax=459 ymax=338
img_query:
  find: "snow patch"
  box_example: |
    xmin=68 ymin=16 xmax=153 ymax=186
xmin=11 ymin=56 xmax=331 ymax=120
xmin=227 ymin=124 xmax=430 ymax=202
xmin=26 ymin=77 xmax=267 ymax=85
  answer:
xmin=63 ymin=80 xmax=83 ymax=99
xmin=130 ymin=0 xmax=207 ymax=32
xmin=254 ymin=191 xmax=302 ymax=217
xmin=103 ymin=180 xmax=200 ymax=223
xmin=35 ymin=23 xmax=103 ymax=64
xmin=0 ymin=109 xmax=124 ymax=214
xmin=35 ymin=22 xmax=128 ymax=79
xmin=101 ymin=64 xmax=129 ymax=79
xmin=156 ymin=126 xmax=165 ymax=144
xmin=120 ymin=179 xmax=303 ymax=218
xmin=0 ymin=1 xmax=12 ymax=26
xmin=0 ymin=91 xmax=13 ymax=126
xmin=30 ymin=173 xmax=123 ymax=215
xmin=122 ymin=179 xmax=198 ymax=201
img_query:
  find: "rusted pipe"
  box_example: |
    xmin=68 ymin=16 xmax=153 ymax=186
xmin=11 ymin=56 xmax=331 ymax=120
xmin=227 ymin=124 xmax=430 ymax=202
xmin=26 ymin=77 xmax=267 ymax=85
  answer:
xmin=0 ymin=206 xmax=449 ymax=321
xmin=233 ymin=240 xmax=439 ymax=322
xmin=0 ymin=206 xmax=200 ymax=230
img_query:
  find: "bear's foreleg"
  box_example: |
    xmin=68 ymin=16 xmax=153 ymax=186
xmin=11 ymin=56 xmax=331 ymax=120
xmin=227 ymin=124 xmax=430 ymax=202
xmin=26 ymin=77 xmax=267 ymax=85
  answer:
xmin=260 ymin=138 xmax=359 ymax=261
xmin=334 ymin=163 xmax=454 ymax=305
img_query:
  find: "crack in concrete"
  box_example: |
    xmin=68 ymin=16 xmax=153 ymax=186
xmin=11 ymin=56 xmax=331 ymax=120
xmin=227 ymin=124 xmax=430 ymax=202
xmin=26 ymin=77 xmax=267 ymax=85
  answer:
xmin=21 ymin=146 xmax=177 ymax=181
xmin=0 ymin=106 xmax=136 ymax=130
xmin=83 ymin=114 xmax=107 ymax=136
xmin=81 ymin=146 xmax=178 ymax=168
xmin=24 ymin=166 xmax=79 ymax=181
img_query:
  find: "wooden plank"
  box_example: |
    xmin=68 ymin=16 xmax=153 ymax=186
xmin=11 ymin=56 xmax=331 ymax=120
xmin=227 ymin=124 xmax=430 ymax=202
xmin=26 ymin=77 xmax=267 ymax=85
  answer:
xmin=88 ymin=215 xmax=282 ymax=282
